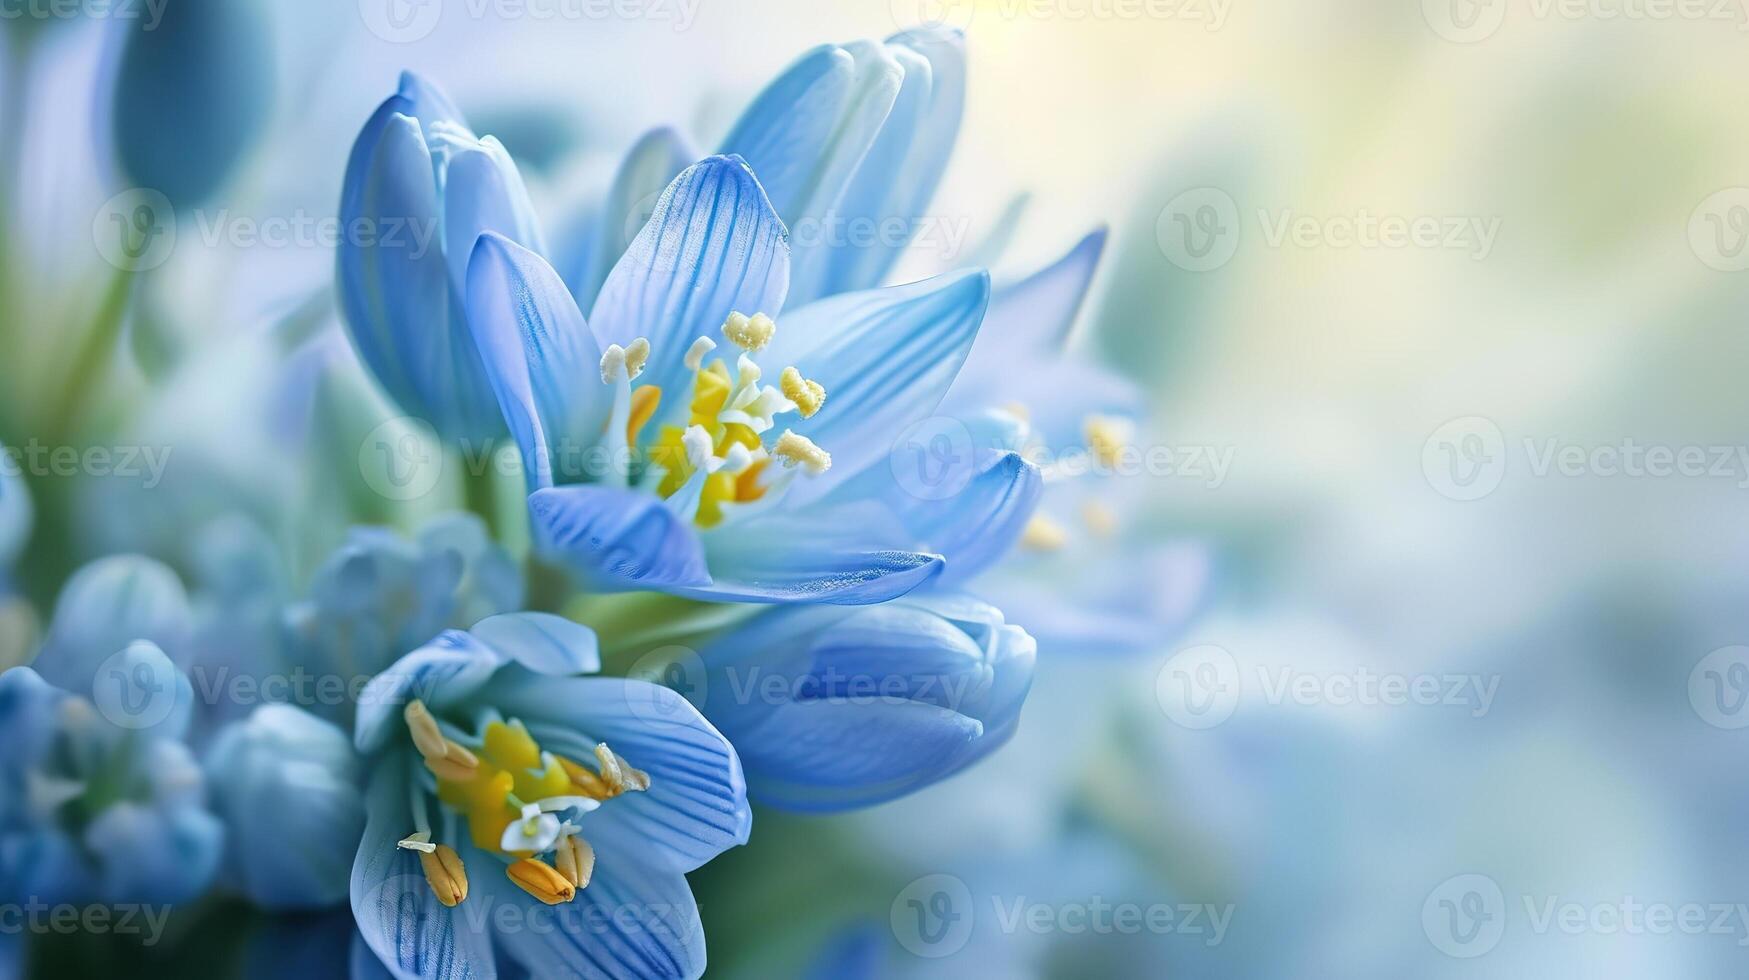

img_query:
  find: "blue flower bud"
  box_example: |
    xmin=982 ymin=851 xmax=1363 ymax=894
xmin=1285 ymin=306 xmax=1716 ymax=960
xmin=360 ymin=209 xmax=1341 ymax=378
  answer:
xmin=33 ymin=556 xmax=190 ymax=694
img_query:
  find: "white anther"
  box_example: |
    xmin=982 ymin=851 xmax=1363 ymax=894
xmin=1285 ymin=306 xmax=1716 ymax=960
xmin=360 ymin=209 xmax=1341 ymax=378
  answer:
xmin=773 ymin=430 xmax=831 ymax=475
xmin=599 ymin=345 xmax=627 ymax=384
xmin=682 ymin=425 xmax=717 ymax=472
xmin=624 ymin=337 xmax=651 ymax=379
xmin=684 ymin=336 xmax=717 ymax=371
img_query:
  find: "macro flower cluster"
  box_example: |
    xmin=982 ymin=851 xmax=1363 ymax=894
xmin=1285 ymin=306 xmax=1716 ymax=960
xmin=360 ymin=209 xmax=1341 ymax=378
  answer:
xmin=0 ymin=18 xmax=1204 ymax=980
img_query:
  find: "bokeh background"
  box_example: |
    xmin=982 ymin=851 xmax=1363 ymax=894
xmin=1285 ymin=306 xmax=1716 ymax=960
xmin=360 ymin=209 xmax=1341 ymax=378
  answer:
xmin=4 ymin=0 xmax=1748 ymax=976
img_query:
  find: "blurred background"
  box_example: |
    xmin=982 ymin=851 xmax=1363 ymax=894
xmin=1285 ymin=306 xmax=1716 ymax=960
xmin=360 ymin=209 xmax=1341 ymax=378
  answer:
xmin=4 ymin=0 xmax=1749 ymax=976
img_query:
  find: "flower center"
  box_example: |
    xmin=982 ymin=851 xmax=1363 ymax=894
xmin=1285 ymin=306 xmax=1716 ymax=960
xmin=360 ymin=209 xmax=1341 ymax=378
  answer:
xmin=600 ymin=312 xmax=830 ymax=529
xmin=397 ymin=700 xmax=650 ymax=907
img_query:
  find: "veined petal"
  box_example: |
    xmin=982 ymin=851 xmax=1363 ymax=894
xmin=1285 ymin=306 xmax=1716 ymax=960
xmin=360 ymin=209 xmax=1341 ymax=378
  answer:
xmin=586 ymin=156 xmax=790 ymax=407
xmin=564 ymin=127 xmax=696 ymax=311
xmin=719 ymin=42 xmax=902 ymax=250
xmin=689 ymin=535 xmax=943 ymax=605
xmin=482 ymin=673 xmax=750 ymax=875
xmin=477 ymin=841 xmax=706 ymax=980
xmin=948 ymin=227 xmax=1109 ymax=410
xmin=465 ymin=233 xmax=611 ymax=490
xmin=528 ymin=486 xmax=711 ymax=593
xmin=761 ymin=269 xmax=991 ymax=506
xmin=808 ymin=29 xmax=968 ymax=302
xmin=441 ymin=139 xmax=547 ymax=301
xmin=351 ymin=750 xmax=496 ymax=980
xmin=354 ymin=631 xmax=506 ymax=753
xmin=468 ymin=612 xmax=601 ymax=677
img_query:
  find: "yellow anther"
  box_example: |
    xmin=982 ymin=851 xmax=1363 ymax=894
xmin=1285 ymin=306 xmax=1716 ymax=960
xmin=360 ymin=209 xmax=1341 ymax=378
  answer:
xmin=1082 ymin=500 xmax=1119 ymax=537
xmin=419 ymin=844 xmax=468 ymax=907
xmin=780 ymin=367 xmax=826 ymax=419
xmin=1002 ymin=402 xmax=1031 ymax=423
xmin=595 ymin=743 xmax=651 ymax=795
xmin=624 ymin=337 xmax=651 ymax=379
xmin=773 ymin=430 xmax=831 ymax=475
xmin=628 ymin=385 xmax=662 ymax=447
xmin=723 ymin=311 xmax=776 ymax=352
xmin=404 ymin=701 xmax=447 ymax=760
xmin=1021 ymin=515 xmax=1069 ymax=552
xmin=1085 ymin=415 xmax=1134 ymax=469
xmin=507 ymin=858 xmax=575 ymax=905
xmin=554 ymin=835 xmax=596 ymax=890
xmin=424 ymin=754 xmax=477 ymax=783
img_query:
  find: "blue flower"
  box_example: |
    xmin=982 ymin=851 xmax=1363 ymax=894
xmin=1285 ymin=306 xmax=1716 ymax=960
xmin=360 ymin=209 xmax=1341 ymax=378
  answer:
xmin=350 ymin=612 xmax=749 ymax=980
xmin=338 ymin=72 xmax=547 ymax=442
xmin=31 ymin=555 xmax=191 ymax=694
xmin=204 ymin=704 xmax=366 ymax=910
xmin=280 ymin=514 xmax=524 ymax=726
xmin=110 ymin=0 xmax=274 ymax=209
xmin=464 ymin=158 xmax=1036 ymax=604
xmin=681 ymin=593 xmax=1034 ymax=812
xmin=0 ymin=648 xmax=221 ymax=905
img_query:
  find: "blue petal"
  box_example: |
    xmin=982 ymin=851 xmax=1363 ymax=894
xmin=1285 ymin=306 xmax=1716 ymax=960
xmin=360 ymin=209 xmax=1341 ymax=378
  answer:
xmin=394 ymin=71 xmax=466 ymax=129
xmin=355 ymin=631 xmax=507 ymax=753
xmin=527 ymin=486 xmax=711 ymax=593
xmin=476 ymin=841 xmax=706 ymax=980
xmin=718 ymin=42 xmax=901 ymax=256
xmin=442 ymin=139 xmax=548 ymax=301
xmin=809 ymin=29 xmax=968 ymax=302
xmin=560 ymin=127 xmax=696 ymax=311
xmin=688 ymin=535 xmax=943 ymax=606
xmin=33 ymin=556 xmax=191 ymax=693
xmin=351 ymin=750 xmax=497 ymax=980
xmin=205 ymin=705 xmax=365 ymax=910
xmin=83 ymin=796 xmax=223 ymax=904
xmin=338 ymin=110 xmax=502 ymax=442
xmin=758 ymin=269 xmax=991 ymax=507
xmin=0 ymin=666 xmax=66 ymax=767
xmin=466 ymin=233 xmax=611 ymax=490
xmin=946 ymin=228 xmax=1110 ymax=413
xmin=90 ymin=640 xmax=195 ymax=739
xmin=480 ymin=673 xmax=750 ymax=874
xmin=586 ymin=156 xmax=790 ymax=408
xmin=810 ymin=447 xmax=1042 ymax=586
xmin=468 ymin=612 xmax=600 ymax=677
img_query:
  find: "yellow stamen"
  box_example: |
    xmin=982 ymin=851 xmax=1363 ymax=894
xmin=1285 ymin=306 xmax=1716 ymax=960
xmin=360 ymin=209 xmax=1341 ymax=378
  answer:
xmin=404 ymin=700 xmax=447 ymax=760
xmin=628 ymin=385 xmax=662 ymax=446
xmin=1082 ymin=500 xmax=1119 ymax=537
xmin=425 ymin=754 xmax=477 ymax=783
xmin=507 ymin=858 xmax=575 ymax=905
xmin=1021 ymin=515 xmax=1069 ymax=552
xmin=419 ymin=845 xmax=468 ymax=907
xmin=1085 ymin=415 xmax=1134 ymax=469
xmin=722 ymin=311 xmax=776 ymax=352
xmin=554 ymin=835 xmax=595 ymax=889
xmin=773 ymin=430 xmax=831 ymax=475
xmin=780 ymin=367 xmax=826 ymax=419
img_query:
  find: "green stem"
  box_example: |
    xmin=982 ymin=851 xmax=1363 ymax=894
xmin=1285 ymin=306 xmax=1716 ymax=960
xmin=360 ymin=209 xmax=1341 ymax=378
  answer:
xmin=49 ymin=268 xmax=136 ymax=441
xmin=461 ymin=455 xmax=501 ymax=540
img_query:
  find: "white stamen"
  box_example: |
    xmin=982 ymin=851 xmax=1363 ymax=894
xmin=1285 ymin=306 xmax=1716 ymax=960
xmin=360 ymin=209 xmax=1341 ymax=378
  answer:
xmin=773 ymin=430 xmax=831 ymax=475
xmin=736 ymin=353 xmax=762 ymax=386
xmin=720 ymin=444 xmax=754 ymax=474
xmin=398 ymin=832 xmax=438 ymax=854
xmin=684 ymin=336 xmax=717 ymax=371
xmin=599 ymin=345 xmax=627 ymax=384
xmin=682 ymin=425 xmax=716 ymax=472
xmin=624 ymin=337 xmax=651 ymax=379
